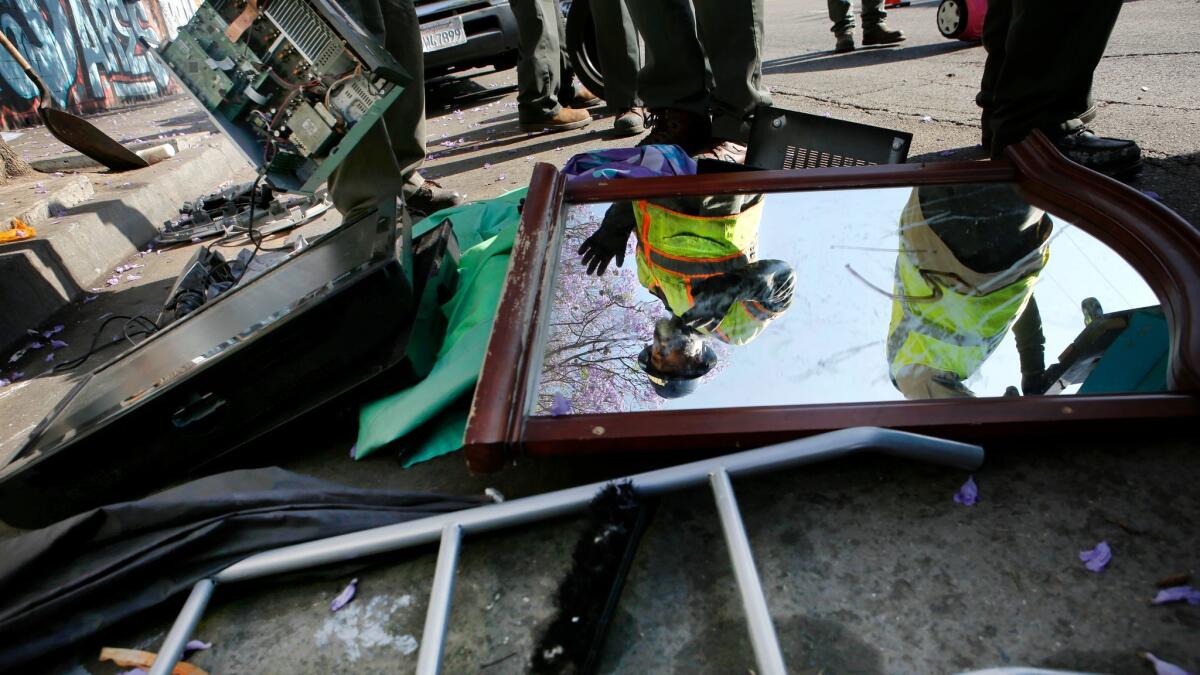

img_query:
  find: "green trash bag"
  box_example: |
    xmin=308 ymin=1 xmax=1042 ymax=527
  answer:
xmin=353 ymin=189 xmax=525 ymax=465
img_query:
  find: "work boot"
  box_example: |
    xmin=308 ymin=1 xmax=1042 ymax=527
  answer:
xmin=834 ymin=31 xmax=855 ymax=53
xmin=639 ymin=108 xmax=711 ymax=154
xmin=570 ymin=85 xmax=603 ymax=109
xmin=692 ymin=139 xmax=747 ymax=165
xmin=406 ymin=179 xmax=462 ymax=217
xmin=613 ymin=107 xmax=647 ymax=137
xmin=520 ymin=107 xmax=593 ymax=133
xmin=862 ymin=23 xmax=906 ymax=45
xmin=1051 ymin=128 xmax=1142 ymax=178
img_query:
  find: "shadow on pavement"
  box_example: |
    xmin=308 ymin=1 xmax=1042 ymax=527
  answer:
xmin=764 ymin=40 xmax=977 ymax=75
xmin=424 ymin=127 xmax=611 ymax=182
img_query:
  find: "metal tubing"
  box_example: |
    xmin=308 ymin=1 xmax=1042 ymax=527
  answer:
xmin=218 ymin=427 xmax=981 ymax=583
xmin=710 ymin=469 xmax=787 ymax=675
xmin=415 ymin=524 xmax=463 ymax=675
xmin=146 ymin=578 xmax=215 ymax=675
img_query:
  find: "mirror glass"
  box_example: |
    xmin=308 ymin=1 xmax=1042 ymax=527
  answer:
xmin=530 ymin=185 xmax=1166 ymax=416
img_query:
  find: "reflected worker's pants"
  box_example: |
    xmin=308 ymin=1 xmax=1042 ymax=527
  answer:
xmin=510 ymin=0 xmax=580 ymax=120
xmin=979 ymin=0 xmax=1122 ymax=155
xmin=827 ymin=0 xmax=886 ymax=34
xmin=625 ymin=0 xmax=772 ymax=141
xmin=590 ymin=0 xmax=642 ymax=109
xmin=328 ymin=0 xmax=427 ymax=219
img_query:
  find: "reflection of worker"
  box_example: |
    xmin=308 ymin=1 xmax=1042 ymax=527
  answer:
xmin=886 ymin=185 xmax=1050 ymax=399
xmin=579 ymin=194 xmax=796 ymax=398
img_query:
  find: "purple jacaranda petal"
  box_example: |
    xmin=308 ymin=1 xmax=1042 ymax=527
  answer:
xmin=1079 ymin=541 xmax=1112 ymax=573
xmin=117 ymin=670 xmax=148 ymax=675
xmin=10 ymin=371 xmax=23 ymax=381
xmin=50 ymin=339 xmax=68 ymax=349
xmin=183 ymin=639 xmax=212 ymax=658
xmin=953 ymin=476 xmax=978 ymax=506
xmin=1152 ymin=585 xmax=1200 ymax=606
xmin=1142 ymin=190 xmax=1163 ymax=201
xmin=549 ymin=393 xmax=573 ymax=416
xmin=28 ymin=341 xmax=43 ymax=350
xmin=41 ymin=325 xmax=63 ymax=338
xmin=127 ymin=274 xmax=142 ymax=282
xmin=330 ymin=578 xmax=358 ymax=612
xmin=0 ymin=378 xmax=9 ymax=387
xmin=83 ymin=294 xmax=98 ymax=303
xmin=106 ymin=277 xmax=120 ymax=286
xmin=1142 ymin=652 xmax=1193 ymax=675
xmin=44 ymin=353 xmax=55 ymax=363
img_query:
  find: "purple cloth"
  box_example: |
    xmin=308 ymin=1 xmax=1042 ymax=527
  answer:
xmin=561 ymin=145 xmax=697 ymax=182
xmin=953 ymin=476 xmax=978 ymax=506
xmin=1079 ymin=541 xmax=1112 ymax=573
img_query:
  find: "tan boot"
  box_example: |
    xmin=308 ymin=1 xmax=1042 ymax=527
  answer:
xmin=570 ymin=85 xmax=603 ymax=109
xmin=520 ymin=107 xmax=593 ymax=133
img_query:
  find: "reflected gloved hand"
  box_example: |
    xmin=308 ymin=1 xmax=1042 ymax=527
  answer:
xmin=578 ymin=202 xmax=635 ymax=276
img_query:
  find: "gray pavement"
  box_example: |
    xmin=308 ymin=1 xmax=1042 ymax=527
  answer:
xmin=2 ymin=0 xmax=1199 ymax=673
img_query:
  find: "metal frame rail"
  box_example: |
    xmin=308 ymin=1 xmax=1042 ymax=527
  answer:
xmin=146 ymin=427 xmax=983 ymax=675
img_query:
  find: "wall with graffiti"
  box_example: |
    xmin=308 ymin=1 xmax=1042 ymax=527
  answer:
xmin=0 ymin=0 xmax=199 ymax=129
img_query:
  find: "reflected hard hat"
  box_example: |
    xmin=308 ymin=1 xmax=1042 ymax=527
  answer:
xmin=637 ymin=343 xmax=717 ymax=399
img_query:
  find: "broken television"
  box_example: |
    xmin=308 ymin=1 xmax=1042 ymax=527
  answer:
xmin=153 ymin=0 xmax=408 ymax=193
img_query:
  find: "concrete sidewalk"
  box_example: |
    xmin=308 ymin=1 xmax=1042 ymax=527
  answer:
xmin=0 ymin=97 xmax=252 ymax=351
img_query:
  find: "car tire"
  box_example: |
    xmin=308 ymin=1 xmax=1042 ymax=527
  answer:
xmin=565 ymin=0 xmax=605 ymax=98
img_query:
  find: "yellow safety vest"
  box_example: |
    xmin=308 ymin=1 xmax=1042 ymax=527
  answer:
xmin=633 ymin=199 xmax=771 ymax=345
xmin=887 ymin=191 xmax=1050 ymax=383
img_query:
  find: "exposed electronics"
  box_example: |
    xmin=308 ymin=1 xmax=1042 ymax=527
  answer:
xmin=0 ymin=203 xmax=461 ymax=528
xmin=156 ymin=179 xmax=332 ymax=245
xmin=151 ymin=0 xmax=409 ymax=193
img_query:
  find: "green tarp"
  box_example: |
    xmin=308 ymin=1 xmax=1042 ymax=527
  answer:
xmin=353 ymin=189 xmax=525 ymax=465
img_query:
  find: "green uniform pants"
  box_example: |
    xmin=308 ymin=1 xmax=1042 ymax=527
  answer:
xmin=590 ymin=0 xmax=641 ymax=109
xmin=328 ymin=0 xmax=427 ymax=218
xmin=979 ymin=0 xmax=1122 ymax=155
xmin=510 ymin=0 xmax=580 ymax=120
xmin=827 ymin=0 xmax=886 ymax=34
xmin=625 ymin=0 xmax=771 ymax=142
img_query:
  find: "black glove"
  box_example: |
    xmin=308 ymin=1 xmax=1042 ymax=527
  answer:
xmin=578 ymin=202 xmax=635 ymax=276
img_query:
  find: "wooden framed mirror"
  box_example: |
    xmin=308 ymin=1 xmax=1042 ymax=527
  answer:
xmin=464 ymin=133 xmax=1200 ymax=473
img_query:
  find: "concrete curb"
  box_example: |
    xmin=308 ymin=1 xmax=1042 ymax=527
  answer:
xmin=28 ymin=133 xmax=212 ymax=173
xmin=0 ymin=134 xmax=253 ymax=350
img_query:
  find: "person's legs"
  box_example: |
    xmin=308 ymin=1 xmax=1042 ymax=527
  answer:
xmin=977 ymin=0 xmax=1012 ymax=148
xmin=329 ymin=0 xmax=439 ymax=218
xmin=828 ymin=0 xmax=855 ymax=34
xmin=691 ymin=0 xmax=772 ymax=147
xmin=625 ymin=0 xmax=710 ymax=149
xmin=860 ymin=0 xmax=904 ymax=45
xmin=590 ymin=0 xmax=641 ymax=110
xmin=511 ymin=0 xmax=565 ymax=120
xmin=988 ymin=0 xmax=1122 ymax=149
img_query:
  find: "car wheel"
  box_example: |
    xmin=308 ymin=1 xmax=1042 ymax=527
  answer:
xmin=565 ymin=0 xmax=605 ymax=98
xmin=937 ymin=0 xmax=966 ymax=39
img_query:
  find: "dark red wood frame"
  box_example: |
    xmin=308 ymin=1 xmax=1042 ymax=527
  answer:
xmin=464 ymin=133 xmax=1200 ymax=472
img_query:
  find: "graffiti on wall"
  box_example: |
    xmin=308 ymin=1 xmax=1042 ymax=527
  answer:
xmin=0 ymin=0 xmax=197 ymax=129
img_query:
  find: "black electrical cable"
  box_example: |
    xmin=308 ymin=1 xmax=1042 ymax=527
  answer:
xmin=52 ymin=314 xmax=160 ymax=373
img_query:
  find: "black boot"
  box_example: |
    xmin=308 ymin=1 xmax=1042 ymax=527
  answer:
xmin=862 ymin=23 xmax=905 ymax=46
xmin=1051 ymin=128 xmax=1142 ymax=179
xmin=834 ymin=31 xmax=855 ymax=53
xmin=406 ymin=179 xmax=462 ymax=217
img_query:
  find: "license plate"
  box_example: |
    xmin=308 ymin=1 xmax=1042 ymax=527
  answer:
xmin=421 ymin=16 xmax=467 ymax=53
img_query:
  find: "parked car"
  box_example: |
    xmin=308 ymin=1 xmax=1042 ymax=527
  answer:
xmin=417 ymin=0 xmax=521 ymax=78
